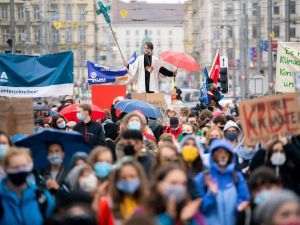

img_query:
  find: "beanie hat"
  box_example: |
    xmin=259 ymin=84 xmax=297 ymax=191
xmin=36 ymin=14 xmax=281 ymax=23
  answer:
xmin=223 ymin=120 xmax=240 ymax=132
xmin=254 ymin=190 xmax=300 ymax=225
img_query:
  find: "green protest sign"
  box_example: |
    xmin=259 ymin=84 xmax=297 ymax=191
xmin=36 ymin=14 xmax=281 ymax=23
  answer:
xmin=275 ymin=42 xmax=300 ymax=93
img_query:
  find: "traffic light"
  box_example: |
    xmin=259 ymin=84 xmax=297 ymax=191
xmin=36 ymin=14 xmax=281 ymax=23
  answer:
xmin=219 ymin=67 xmax=228 ymax=93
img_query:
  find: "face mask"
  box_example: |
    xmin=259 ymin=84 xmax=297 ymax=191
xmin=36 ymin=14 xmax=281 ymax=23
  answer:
xmin=48 ymin=154 xmax=63 ymax=165
xmin=57 ymin=121 xmax=66 ymax=129
xmin=116 ymin=178 xmax=140 ymax=194
xmin=79 ymin=174 xmax=98 ymax=193
xmin=163 ymin=184 xmax=187 ymax=203
xmin=254 ymin=190 xmax=272 ymax=205
xmin=77 ymin=112 xmax=85 ymax=121
xmin=271 ymin=152 xmax=286 ymax=166
xmin=6 ymin=164 xmax=33 ymax=187
xmin=0 ymin=144 xmax=9 ymax=159
xmin=94 ymin=162 xmax=113 ymax=179
xmin=225 ymin=132 xmax=238 ymax=141
xmin=209 ymin=138 xmax=217 ymax=146
xmin=181 ymin=146 xmax=199 ymax=163
xmin=127 ymin=121 xmax=141 ymax=130
xmin=123 ymin=144 xmax=136 ymax=156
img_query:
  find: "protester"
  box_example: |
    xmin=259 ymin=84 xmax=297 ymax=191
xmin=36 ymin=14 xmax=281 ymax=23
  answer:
xmin=194 ymin=139 xmax=250 ymax=225
xmin=158 ymin=133 xmax=176 ymax=146
xmin=164 ymin=117 xmax=183 ymax=139
xmin=37 ymin=143 xmax=68 ymax=194
xmin=73 ymin=104 xmax=105 ymax=147
xmin=51 ymin=115 xmax=68 ymax=130
xmin=254 ymin=190 xmax=300 ymax=225
xmin=178 ymin=123 xmax=195 ymax=142
xmin=147 ymin=164 xmax=205 ymax=225
xmin=0 ymin=147 xmax=55 ymax=225
xmin=97 ymin=158 xmax=148 ymax=225
xmin=68 ymin=152 xmax=89 ymax=169
xmin=250 ymin=139 xmax=299 ymax=193
xmin=116 ymin=130 xmax=155 ymax=176
xmin=0 ymin=131 xmax=12 ymax=179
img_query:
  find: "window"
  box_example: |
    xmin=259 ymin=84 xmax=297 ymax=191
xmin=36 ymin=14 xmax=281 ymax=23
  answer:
xmin=227 ymin=29 xmax=233 ymax=39
xmin=0 ymin=4 xmax=9 ymax=19
xmin=16 ymin=27 xmax=25 ymax=42
xmin=290 ymin=1 xmax=296 ymax=14
xmin=168 ymin=39 xmax=173 ymax=49
xmin=65 ymin=28 xmax=72 ymax=42
xmin=33 ymin=27 xmax=41 ymax=43
xmin=52 ymin=29 xmax=59 ymax=43
xmin=289 ymin=27 xmax=296 ymax=38
xmin=50 ymin=4 xmax=59 ymax=20
xmin=33 ymin=5 xmax=40 ymax=20
xmin=273 ymin=5 xmax=280 ymax=15
xmin=252 ymin=3 xmax=258 ymax=16
xmin=252 ymin=25 xmax=257 ymax=38
xmin=126 ymin=30 xmax=130 ymax=35
xmin=1 ymin=27 xmax=9 ymax=44
xmin=17 ymin=4 xmax=25 ymax=20
xmin=79 ymin=49 xmax=86 ymax=66
xmin=65 ymin=4 xmax=72 ymax=21
xmin=225 ymin=6 xmax=234 ymax=15
xmin=273 ymin=25 xmax=280 ymax=38
xmin=79 ymin=27 xmax=86 ymax=42
xmin=78 ymin=4 xmax=87 ymax=20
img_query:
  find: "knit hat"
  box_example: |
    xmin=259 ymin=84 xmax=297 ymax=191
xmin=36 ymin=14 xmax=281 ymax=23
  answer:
xmin=254 ymin=190 xmax=300 ymax=225
xmin=223 ymin=120 xmax=240 ymax=132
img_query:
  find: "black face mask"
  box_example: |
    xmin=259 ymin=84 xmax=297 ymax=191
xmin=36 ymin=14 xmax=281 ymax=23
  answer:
xmin=123 ymin=144 xmax=135 ymax=156
xmin=7 ymin=171 xmax=30 ymax=187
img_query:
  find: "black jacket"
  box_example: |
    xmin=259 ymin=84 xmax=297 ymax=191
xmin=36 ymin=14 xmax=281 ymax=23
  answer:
xmin=73 ymin=120 xmax=105 ymax=147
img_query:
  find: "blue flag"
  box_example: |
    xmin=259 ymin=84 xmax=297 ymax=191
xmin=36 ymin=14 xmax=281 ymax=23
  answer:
xmin=87 ymin=61 xmax=128 ymax=84
xmin=128 ymin=52 xmax=137 ymax=65
xmin=0 ymin=51 xmax=73 ymax=97
xmin=199 ymin=67 xmax=209 ymax=106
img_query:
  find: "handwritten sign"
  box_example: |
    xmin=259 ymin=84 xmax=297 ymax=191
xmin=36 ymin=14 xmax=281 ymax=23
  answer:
xmin=275 ymin=42 xmax=300 ymax=93
xmin=239 ymin=93 xmax=300 ymax=145
xmin=0 ymin=97 xmax=34 ymax=136
xmin=131 ymin=93 xmax=167 ymax=108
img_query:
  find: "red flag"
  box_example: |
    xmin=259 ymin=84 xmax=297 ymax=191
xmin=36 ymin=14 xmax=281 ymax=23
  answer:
xmin=209 ymin=51 xmax=220 ymax=84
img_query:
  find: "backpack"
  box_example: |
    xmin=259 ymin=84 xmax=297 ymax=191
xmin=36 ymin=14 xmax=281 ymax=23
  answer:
xmin=0 ymin=187 xmax=48 ymax=220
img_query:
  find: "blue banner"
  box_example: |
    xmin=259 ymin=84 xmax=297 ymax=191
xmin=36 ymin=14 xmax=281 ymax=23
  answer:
xmin=199 ymin=67 xmax=209 ymax=106
xmin=0 ymin=51 xmax=73 ymax=97
xmin=87 ymin=61 xmax=128 ymax=84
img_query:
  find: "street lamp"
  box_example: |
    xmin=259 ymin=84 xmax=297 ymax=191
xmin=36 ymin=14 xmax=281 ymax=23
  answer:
xmin=220 ymin=25 xmax=237 ymax=100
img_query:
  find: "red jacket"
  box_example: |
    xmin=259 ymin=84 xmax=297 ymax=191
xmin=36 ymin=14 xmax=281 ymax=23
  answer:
xmin=164 ymin=126 xmax=183 ymax=139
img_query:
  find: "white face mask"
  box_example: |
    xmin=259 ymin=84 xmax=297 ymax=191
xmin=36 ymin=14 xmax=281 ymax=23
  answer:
xmin=271 ymin=152 xmax=286 ymax=166
xmin=79 ymin=174 xmax=98 ymax=193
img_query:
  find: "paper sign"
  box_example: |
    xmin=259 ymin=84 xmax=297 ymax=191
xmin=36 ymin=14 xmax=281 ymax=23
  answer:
xmin=0 ymin=97 xmax=34 ymax=135
xmin=131 ymin=93 xmax=167 ymax=108
xmin=275 ymin=42 xmax=300 ymax=93
xmin=239 ymin=93 xmax=300 ymax=145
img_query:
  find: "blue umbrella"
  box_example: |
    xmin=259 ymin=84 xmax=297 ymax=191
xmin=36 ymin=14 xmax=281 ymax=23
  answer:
xmin=115 ymin=99 xmax=162 ymax=119
xmin=15 ymin=128 xmax=91 ymax=169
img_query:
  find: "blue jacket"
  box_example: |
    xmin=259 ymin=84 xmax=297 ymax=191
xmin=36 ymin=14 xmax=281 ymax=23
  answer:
xmin=194 ymin=139 xmax=250 ymax=225
xmin=0 ymin=179 xmax=55 ymax=225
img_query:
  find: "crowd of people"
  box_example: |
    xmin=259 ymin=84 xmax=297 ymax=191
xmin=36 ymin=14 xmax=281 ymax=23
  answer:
xmin=0 ymin=95 xmax=299 ymax=225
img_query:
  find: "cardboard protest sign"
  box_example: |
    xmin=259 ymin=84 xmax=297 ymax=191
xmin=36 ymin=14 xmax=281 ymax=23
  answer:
xmin=0 ymin=97 xmax=34 ymax=135
xmin=131 ymin=93 xmax=167 ymax=108
xmin=239 ymin=93 xmax=300 ymax=145
xmin=275 ymin=42 xmax=300 ymax=93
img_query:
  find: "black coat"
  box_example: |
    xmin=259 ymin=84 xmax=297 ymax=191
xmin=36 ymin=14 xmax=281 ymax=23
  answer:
xmin=73 ymin=120 xmax=105 ymax=148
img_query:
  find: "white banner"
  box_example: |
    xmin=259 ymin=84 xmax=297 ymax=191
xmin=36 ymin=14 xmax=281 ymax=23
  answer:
xmin=275 ymin=42 xmax=300 ymax=93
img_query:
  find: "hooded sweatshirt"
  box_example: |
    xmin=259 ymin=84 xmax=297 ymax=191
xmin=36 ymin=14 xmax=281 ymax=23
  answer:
xmin=194 ymin=139 xmax=250 ymax=225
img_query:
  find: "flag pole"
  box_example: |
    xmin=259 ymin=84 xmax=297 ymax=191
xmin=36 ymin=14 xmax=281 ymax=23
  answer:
xmin=108 ymin=23 xmax=126 ymax=65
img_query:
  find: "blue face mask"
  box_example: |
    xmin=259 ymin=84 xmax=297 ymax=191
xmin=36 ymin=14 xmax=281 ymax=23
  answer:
xmin=254 ymin=190 xmax=272 ymax=205
xmin=116 ymin=178 xmax=140 ymax=194
xmin=0 ymin=144 xmax=8 ymax=159
xmin=94 ymin=162 xmax=113 ymax=179
xmin=225 ymin=131 xmax=238 ymax=141
xmin=127 ymin=121 xmax=141 ymax=130
xmin=77 ymin=112 xmax=85 ymax=121
xmin=163 ymin=184 xmax=187 ymax=203
xmin=47 ymin=154 xmax=63 ymax=165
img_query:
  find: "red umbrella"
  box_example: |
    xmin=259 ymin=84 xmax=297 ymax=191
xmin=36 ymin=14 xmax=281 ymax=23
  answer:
xmin=160 ymin=51 xmax=200 ymax=72
xmin=60 ymin=103 xmax=106 ymax=122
